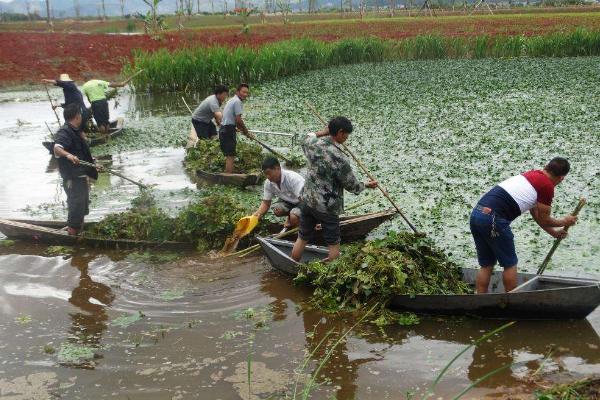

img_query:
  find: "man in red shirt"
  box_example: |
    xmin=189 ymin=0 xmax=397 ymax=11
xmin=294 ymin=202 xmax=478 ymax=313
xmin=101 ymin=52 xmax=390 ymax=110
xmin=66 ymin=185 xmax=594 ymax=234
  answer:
xmin=470 ymin=157 xmax=577 ymax=293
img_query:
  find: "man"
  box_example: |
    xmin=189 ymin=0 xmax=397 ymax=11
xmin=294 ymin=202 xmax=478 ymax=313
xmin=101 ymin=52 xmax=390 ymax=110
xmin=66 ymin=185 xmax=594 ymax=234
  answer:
xmin=219 ymin=83 xmax=252 ymax=173
xmin=191 ymin=84 xmax=229 ymax=142
xmin=470 ymin=157 xmax=577 ymax=293
xmin=291 ymin=117 xmax=378 ymax=262
xmin=82 ymin=75 xmax=133 ymax=134
xmin=53 ymin=104 xmax=101 ymax=236
xmin=42 ymin=74 xmax=91 ymax=130
xmin=253 ymin=156 xmax=305 ymax=229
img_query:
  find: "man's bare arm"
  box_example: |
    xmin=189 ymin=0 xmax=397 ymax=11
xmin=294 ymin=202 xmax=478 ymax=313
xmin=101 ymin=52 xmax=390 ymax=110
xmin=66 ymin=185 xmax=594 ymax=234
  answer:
xmin=53 ymin=145 xmax=80 ymax=165
xmin=235 ymin=114 xmax=249 ymax=136
xmin=253 ymin=200 xmax=272 ymax=218
xmin=214 ymin=111 xmax=223 ymax=126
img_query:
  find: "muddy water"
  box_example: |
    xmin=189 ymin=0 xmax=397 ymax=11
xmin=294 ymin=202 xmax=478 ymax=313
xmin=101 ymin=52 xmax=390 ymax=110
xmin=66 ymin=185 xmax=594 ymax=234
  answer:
xmin=0 ymin=87 xmax=598 ymax=399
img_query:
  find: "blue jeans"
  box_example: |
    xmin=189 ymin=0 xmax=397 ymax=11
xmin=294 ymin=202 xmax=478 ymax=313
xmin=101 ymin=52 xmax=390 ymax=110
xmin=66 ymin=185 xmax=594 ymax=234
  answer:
xmin=469 ymin=207 xmax=517 ymax=268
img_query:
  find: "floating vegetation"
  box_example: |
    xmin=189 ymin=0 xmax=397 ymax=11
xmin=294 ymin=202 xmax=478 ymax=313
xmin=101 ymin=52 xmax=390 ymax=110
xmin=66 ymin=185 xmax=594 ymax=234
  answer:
xmin=372 ymin=309 xmax=420 ymax=327
xmin=535 ymin=377 xmax=600 ymax=400
xmin=14 ymin=314 xmax=32 ymax=324
xmin=111 ymin=311 xmax=145 ymax=328
xmin=294 ymin=231 xmax=471 ymax=317
xmin=45 ymin=246 xmax=74 ymax=256
xmin=184 ymin=139 xmax=262 ymax=174
xmin=160 ymin=288 xmax=185 ymax=301
xmin=248 ymin=57 xmax=600 ymax=273
xmin=283 ymin=152 xmax=306 ymax=169
xmin=0 ymin=240 xmax=16 ymax=247
xmin=57 ymin=343 xmax=97 ymax=365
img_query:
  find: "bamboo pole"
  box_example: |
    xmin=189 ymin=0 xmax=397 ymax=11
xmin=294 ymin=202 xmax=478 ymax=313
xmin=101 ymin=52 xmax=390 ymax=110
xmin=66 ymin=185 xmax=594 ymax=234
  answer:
xmin=537 ymin=198 xmax=586 ymax=275
xmin=44 ymin=84 xmax=62 ymax=126
xmin=79 ymin=160 xmax=148 ymax=189
xmin=305 ymin=101 xmax=419 ymax=233
xmin=181 ymin=96 xmax=291 ymax=162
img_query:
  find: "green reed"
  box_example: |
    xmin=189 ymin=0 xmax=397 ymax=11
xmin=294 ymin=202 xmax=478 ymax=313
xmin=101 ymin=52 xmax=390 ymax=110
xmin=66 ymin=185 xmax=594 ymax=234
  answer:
xmin=125 ymin=29 xmax=600 ymax=92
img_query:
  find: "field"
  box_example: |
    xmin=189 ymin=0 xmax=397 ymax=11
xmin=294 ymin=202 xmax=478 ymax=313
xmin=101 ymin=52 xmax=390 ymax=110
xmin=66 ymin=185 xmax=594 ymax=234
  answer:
xmin=2 ymin=11 xmax=600 ymax=85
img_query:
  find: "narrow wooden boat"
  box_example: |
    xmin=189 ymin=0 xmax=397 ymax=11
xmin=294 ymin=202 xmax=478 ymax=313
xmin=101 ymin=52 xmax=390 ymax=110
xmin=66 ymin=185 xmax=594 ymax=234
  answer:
xmin=265 ymin=209 xmax=396 ymax=245
xmin=0 ymin=219 xmax=193 ymax=251
xmin=257 ymin=237 xmax=600 ymax=320
xmin=9 ymin=219 xmax=97 ymax=230
xmin=196 ymin=169 xmax=263 ymax=187
xmin=42 ymin=118 xmax=125 ymax=153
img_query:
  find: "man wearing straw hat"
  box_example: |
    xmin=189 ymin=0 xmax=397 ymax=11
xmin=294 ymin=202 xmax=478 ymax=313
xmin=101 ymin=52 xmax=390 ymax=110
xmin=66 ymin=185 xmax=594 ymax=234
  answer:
xmin=52 ymin=104 xmax=102 ymax=236
xmin=470 ymin=157 xmax=577 ymax=294
xmin=42 ymin=74 xmax=91 ymax=130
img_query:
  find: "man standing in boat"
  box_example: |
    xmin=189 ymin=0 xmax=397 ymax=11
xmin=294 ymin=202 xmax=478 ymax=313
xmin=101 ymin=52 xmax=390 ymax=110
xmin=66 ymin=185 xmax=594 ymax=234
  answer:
xmin=253 ymin=156 xmax=305 ymax=230
xmin=291 ymin=117 xmax=378 ymax=262
xmin=53 ymin=104 xmax=102 ymax=236
xmin=82 ymin=74 xmax=135 ymax=134
xmin=42 ymin=74 xmax=91 ymax=130
xmin=470 ymin=157 xmax=577 ymax=293
xmin=189 ymin=85 xmax=229 ymax=145
xmin=219 ymin=83 xmax=253 ymax=173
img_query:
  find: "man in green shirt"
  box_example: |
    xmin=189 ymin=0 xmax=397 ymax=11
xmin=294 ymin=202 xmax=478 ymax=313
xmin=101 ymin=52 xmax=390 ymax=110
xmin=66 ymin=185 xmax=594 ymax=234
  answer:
xmin=82 ymin=75 xmax=134 ymax=133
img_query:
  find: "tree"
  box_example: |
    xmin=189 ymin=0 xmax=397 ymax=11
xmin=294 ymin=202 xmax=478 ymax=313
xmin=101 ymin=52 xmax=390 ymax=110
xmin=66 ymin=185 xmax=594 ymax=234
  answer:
xmin=100 ymin=0 xmax=106 ymax=20
xmin=308 ymin=0 xmax=317 ymax=12
xmin=120 ymin=0 xmax=125 ymax=16
xmin=73 ymin=0 xmax=80 ymax=18
xmin=140 ymin=0 xmax=166 ymax=37
xmin=276 ymin=0 xmax=290 ymax=23
xmin=45 ymin=0 xmax=53 ymax=30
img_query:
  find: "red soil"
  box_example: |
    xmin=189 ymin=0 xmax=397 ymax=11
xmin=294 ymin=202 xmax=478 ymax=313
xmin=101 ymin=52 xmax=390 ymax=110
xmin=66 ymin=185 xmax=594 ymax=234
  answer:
xmin=2 ymin=14 xmax=599 ymax=85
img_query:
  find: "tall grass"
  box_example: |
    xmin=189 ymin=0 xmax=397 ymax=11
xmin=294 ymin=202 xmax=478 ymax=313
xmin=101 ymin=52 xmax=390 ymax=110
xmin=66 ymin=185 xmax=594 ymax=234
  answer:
xmin=125 ymin=28 xmax=600 ymax=92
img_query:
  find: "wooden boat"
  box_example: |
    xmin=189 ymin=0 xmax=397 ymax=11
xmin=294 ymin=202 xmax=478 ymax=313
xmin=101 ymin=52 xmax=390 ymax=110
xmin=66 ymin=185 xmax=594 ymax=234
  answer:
xmin=0 ymin=219 xmax=193 ymax=251
xmin=257 ymin=237 xmax=600 ymax=320
xmin=265 ymin=209 xmax=396 ymax=245
xmin=196 ymin=169 xmax=263 ymax=187
xmin=9 ymin=219 xmax=97 ymax=230
xmin=42 ymin=118 xmax=125 ymax=153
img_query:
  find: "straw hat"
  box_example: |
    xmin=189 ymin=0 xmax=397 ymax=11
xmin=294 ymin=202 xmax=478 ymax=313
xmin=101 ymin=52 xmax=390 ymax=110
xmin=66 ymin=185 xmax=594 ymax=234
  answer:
xmin=59 ymin=73 xmax=72 ymax=81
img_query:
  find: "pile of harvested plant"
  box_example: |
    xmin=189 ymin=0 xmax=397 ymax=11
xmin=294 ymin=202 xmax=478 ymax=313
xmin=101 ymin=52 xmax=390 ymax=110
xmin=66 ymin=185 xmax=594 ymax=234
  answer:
xmin=87 ymin=190 xmax=265 ymax=250
xmin=184 ymin=139 xmax=262 ymax=174
xmin=294 ymin=231 xmax=472 ymax=323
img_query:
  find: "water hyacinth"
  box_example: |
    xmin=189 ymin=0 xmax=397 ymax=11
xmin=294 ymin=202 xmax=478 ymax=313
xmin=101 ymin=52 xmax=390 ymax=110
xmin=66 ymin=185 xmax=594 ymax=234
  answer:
xmin=294 ymin=231 xmax=472 ymax=314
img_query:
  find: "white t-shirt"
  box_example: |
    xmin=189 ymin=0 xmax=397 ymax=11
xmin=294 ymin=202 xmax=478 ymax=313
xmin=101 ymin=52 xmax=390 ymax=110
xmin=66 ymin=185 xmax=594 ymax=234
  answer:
xmin=263 ymin=169 xmax=305 ymax=204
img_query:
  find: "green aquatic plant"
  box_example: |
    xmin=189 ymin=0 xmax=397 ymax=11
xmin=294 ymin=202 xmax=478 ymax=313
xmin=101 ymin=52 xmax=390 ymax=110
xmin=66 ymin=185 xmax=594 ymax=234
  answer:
xmin=283 ymin=152 xmax=306 ymax=169
xmin=57 ymin=343 xmax=96 ymax=365
xmin=294 ymin=231 xmax=472 ymax=314
xmin=184 ymin=139 xmax=263 ymax=174
xmin=111 ymin=311 xmax=145 ymax=328
xmin=0 ymin=240 xmax=15 ymax=247
xmin=535 ymin=378 xmax=600 ymax=400
xmin=45 ymin=246 xmax=74 ymax=256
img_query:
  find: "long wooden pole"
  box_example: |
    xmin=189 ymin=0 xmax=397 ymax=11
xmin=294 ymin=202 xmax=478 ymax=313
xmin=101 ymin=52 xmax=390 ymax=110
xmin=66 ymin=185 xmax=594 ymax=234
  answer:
xmin=537 ymin=198 xmax=586 ymax=275
xmin=79 ymin=160 xmax=148 ymax=189
xmin=181 ymin=96 xmax=291 ymax=162
xmin=44 ymin=84 xmax=61 ymax=126
xmin=305 ymin=101 xmax=419 ymax=233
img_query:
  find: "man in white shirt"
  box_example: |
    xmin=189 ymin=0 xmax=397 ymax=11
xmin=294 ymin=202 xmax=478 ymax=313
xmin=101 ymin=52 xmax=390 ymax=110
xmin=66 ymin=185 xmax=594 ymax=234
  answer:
xmin=253 ymin=156 xmax=305 ymax=229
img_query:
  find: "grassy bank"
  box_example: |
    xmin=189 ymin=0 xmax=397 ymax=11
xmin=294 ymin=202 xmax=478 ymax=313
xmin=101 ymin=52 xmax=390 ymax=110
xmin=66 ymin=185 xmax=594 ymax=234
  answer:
xmin=127 ymin=28 xmax=600 ymax=92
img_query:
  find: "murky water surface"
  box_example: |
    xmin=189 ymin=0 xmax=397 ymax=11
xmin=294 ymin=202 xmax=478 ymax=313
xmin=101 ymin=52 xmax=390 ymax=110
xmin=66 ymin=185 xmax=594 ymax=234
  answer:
xmin=0 ymin=67 xmax=598 ymax=399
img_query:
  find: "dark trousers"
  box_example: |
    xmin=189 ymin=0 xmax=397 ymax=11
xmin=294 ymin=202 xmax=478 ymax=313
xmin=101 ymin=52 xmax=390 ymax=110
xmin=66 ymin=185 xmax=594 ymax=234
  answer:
xmin=64 ymin=177 xmax=90 ymax=229
xmin=91 ymin=99 xmax=109 ymax=127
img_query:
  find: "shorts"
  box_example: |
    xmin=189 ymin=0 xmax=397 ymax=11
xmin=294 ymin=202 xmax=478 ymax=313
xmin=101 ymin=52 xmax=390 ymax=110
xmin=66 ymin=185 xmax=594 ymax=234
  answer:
xmin=298 ymin=203 xmax=340 ymax=246
xmin=469 ymin=206 xmax=518 ymax=268
xmin=219 ymin=125 xmax=237 ymax=157
xmin=192 ymin=119 xmax=217 ymax=139
xmin=272 ymin=200 xmax=301 ymax=218
xmin=91 ymin=99 xmax=109 ymax=126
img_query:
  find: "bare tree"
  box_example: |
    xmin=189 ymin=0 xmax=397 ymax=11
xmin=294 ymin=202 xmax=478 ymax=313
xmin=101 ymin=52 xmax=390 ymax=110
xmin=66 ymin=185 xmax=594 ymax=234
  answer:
xmin=73 ymin=0 xmax=81 ymax=17
xmin=25 ymin=1 xmax=32 ymax=20
xmin=388 ymin=0 xmax=394 ymax=16
xmin=45 ymin=0 xmax=53 ymax=30
xmin=308 ymin=0 xmax=317 ymax=12
xmin=120 ymin=0 xmax=125 ymax=16
xmin=101 ymin=0 xmax=106 ymax=19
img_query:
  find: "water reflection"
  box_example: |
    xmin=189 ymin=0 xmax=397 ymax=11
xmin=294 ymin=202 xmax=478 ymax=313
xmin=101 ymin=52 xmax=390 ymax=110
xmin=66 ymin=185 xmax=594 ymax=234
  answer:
xmin=261 ymin=270 xmax=600 ymax=397
xmin=67 ymin=255 xmax=115 ymax=348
